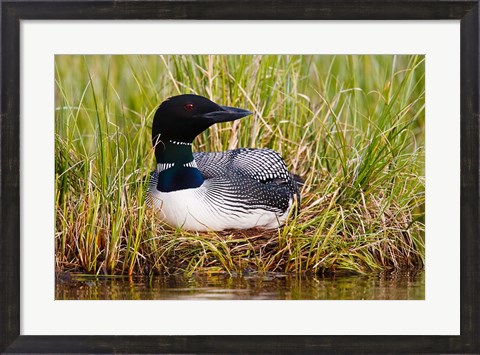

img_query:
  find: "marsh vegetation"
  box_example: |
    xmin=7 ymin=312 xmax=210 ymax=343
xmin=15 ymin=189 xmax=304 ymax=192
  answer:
xmin=55 ymin=55 xmax=425 ymax=276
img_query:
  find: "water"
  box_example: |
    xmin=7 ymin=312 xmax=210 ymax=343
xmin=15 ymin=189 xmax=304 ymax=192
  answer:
xmin=56 ymin=270 xmax=424 ymax=300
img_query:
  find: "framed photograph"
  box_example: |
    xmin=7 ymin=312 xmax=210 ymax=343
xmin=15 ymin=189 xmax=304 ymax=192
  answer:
xmin=1 ymin=1 xmax=478 ymax=353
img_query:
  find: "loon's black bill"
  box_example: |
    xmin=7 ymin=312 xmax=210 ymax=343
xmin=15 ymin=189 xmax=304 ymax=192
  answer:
xmin=199 ymin=106 xmax=252 ymax=123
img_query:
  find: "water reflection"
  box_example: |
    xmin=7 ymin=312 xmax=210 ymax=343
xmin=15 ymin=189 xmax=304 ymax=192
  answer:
xmin=56 ymin=271 xmax=424 ymax=300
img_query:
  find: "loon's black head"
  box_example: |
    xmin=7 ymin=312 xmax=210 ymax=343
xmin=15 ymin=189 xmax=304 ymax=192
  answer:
xmin=152 ymin=94 xmax=252 ymax=145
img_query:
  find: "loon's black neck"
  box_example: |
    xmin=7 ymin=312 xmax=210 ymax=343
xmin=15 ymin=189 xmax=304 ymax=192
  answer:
xmin=155 ymin=139 xmax=194 ymax=164
xmin=154 ymin=139 xmax=204 ymax=192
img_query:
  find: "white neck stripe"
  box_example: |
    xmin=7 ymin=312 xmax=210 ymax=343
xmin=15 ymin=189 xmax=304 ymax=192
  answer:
xmin=183 ymin=160 xmax=198 ymax=169
xmin=157 ymin=162 xmax=175 ymax=172
xmin=169 ymin=140 xmax=192 ymax=146
xmin=157 ymin=160 xmax=198 ymax=172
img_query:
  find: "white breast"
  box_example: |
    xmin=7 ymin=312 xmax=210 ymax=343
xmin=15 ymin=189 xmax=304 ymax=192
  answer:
xmin=148 ymin=180 xmax=291 ymax=231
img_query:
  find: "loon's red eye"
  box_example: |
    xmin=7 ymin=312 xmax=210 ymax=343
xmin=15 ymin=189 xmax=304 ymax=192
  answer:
xmin=184 ymin=103 xmax=194 ymax=111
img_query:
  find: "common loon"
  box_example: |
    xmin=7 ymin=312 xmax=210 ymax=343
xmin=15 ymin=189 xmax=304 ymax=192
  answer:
xmin=147 ymin=94 xmax=301 ymax=231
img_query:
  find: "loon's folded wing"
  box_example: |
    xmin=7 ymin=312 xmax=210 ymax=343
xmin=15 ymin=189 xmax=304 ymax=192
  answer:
xmin=194 ymin=148 xmax=301 ymax=202
xmin=194 ymin=148 xmax=289 ymax=182
xmin=194 ymin=148 xmax=300 ymax=214
xmin=193 ymin=151 xmax=232 ymax=179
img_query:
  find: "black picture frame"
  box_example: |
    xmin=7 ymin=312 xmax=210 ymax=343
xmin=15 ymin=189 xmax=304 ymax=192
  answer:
xmin=1 ymin=1 xmax=478 ymax=353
